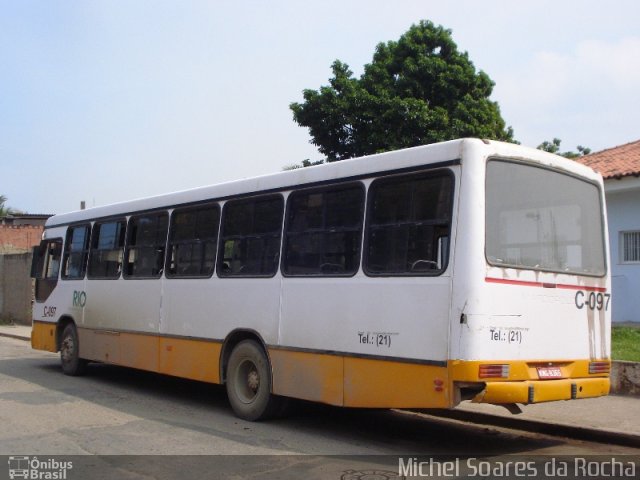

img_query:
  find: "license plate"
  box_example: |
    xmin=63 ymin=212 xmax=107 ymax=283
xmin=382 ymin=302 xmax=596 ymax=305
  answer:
xmin=537 ymin=367 xmax=563 ymax=379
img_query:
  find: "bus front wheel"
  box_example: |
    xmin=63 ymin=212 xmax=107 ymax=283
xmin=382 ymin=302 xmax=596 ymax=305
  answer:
xmin=225 ymin=340 xmax=281 ymax=421
xmin=60 ymin=324 xmax=87 ymax=376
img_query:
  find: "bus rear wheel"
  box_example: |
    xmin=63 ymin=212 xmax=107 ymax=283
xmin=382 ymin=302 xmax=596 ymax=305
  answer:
xmin=225 ymin=340 xmax=282 ymax=421
xmin=60 ymin=323 xmax=87 ymax=376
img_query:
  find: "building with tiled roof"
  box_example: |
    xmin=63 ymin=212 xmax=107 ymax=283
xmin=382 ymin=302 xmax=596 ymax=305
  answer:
xmin=575 ymin=140 xmax=640 ymax=323
xmin=577 ymin=139 xmax=640 ymax=180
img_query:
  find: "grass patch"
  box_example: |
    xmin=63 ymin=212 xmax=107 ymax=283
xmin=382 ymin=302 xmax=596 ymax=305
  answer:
xmin=612 ymin=326 xmax=640 ymax=362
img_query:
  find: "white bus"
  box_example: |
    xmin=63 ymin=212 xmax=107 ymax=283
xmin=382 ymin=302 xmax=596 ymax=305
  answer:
xmin=31 ymin=138 xmax=611 ymax=421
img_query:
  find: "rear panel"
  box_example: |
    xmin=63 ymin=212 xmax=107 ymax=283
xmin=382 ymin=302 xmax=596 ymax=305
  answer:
xmin=449 ymin=141 xmax=610 ymax=406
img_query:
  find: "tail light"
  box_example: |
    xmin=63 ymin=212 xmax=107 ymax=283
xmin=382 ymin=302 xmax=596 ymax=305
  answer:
xmin=479 ymin=364 xmax=510 ymax=379
xmin=589 ymin=361 xmax=610 ymax=374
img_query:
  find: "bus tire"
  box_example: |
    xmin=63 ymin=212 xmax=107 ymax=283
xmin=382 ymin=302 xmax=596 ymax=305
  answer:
xmin=60 ymin=323 xmax=87 ymax=376
xmin=225 ymin=340 xmax=281 ymax=421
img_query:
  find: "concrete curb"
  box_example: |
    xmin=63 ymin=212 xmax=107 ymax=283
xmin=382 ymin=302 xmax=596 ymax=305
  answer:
xmin=0 ymin=329 xmax=30 ymax=342
xmin=421 ymin=409 xmax=640 ymax=448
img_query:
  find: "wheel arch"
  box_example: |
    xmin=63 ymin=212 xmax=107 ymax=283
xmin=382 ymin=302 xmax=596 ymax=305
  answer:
xmin=219 ymin=329 xmax=272 ymax=387
xmin=55 ymin=316 xmax=77 ymax=351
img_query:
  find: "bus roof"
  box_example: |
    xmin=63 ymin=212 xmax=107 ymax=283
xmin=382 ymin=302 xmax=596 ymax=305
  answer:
xmin=46 ymin=138 xmax=602 ymax=227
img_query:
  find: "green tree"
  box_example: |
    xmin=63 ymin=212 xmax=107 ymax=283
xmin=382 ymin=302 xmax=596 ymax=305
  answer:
xmin=537 ymin=138 xmax=591 ymax=159
xmin=290 ymin=20 xmax=514 ymax=163
xmin=282 ymin=158 xmax=326 ymax=171
xmin=0 ymin=195 xmax=9 ymax=217
xmin=0 ymin=195 xmax=22 ymax=217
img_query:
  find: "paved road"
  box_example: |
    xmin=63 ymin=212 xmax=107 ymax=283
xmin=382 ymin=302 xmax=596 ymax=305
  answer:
xmin=0 ymin=336 xmax=638 ymax=478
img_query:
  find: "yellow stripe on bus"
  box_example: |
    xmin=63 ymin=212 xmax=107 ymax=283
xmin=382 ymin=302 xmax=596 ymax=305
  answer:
xmin=270 ymin=348 xmax=451 ymax=408
xmin=31 ymin=321 xmax=57 ymax=353
xmin=343 ymin=356 xmax=450 ymax=408
xmin=32 ymin=322 xmax=610 ymax=409
xmin=269 ymin=349 xmax=344 ymax=405
xmin=77 ymin=327 xmax=222 ymax=384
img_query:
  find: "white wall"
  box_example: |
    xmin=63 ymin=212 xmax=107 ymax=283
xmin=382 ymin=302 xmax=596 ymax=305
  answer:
xmin=605 ymin=180 xmax=640 ymax=323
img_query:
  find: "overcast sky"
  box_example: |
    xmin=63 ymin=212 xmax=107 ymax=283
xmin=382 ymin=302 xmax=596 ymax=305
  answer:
xmin=2 ymin=0 xmax=639 ymax=215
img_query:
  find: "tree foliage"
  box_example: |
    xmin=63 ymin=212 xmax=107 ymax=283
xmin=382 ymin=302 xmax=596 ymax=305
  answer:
xmin=0 ymin=195 xmax=9 ymax=217
xmin=282 ymin=159 xmax=326 ymax=171
xmin=537 ymin=138 xmax=591 ymax=159
xmin=290 ymin=20 xmax=514 ymax=163
xmin=0 ymin=195 xmax=21 ymax=217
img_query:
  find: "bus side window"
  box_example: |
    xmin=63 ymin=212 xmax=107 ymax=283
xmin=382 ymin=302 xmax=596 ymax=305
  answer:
xmin=32 ymin=238 xmax=63 ymax=302
xmin=125 ymin=213 xmax=169 ymax=279
xmin=62 ymin=224 xmax=90 ymax=280
xmin=283 ymin=184 xmax=364 ymax=276
xmin=218 ymin=195 xmax=283 ymax=277
xmin=365 ymin=171 xmax=453 ymax=276
xmin=88 ymin=219 xmax=126 ymax=279
xmin=166 ymin=204 xmax=220 ymax=278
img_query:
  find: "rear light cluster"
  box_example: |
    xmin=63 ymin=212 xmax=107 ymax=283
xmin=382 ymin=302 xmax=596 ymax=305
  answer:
xmin=589 ymin=361 xmax=610 ymax=374
xmin=478 ymin=364 xmax=510 ymax=379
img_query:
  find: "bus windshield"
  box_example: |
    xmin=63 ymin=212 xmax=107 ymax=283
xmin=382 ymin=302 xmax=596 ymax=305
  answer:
xmin=486 ymin=159 xmax=606 ymax=277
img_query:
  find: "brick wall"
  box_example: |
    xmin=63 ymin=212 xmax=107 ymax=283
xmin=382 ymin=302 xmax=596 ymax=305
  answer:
xmin=0 ymin=225 xmax=43 ymax=254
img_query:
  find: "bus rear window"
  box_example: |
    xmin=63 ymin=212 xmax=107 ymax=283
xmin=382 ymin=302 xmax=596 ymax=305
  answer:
xmin=486 ymin=160 xmax=606 ymax=276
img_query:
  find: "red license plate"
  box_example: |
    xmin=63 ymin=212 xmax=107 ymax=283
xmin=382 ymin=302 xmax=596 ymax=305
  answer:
xmin=537 ymin=367 xmax=563 ymax=379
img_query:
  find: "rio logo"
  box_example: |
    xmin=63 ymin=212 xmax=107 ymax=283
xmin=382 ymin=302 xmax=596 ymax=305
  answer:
xmin=72 ymin=290 xmax=87 ymax=308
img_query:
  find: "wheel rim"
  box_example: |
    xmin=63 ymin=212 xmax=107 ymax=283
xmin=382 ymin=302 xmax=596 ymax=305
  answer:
xmin=234 ymin=358 xmax=260 ymax=403
xmin=61 ymin=334 xmax=74 ymax=364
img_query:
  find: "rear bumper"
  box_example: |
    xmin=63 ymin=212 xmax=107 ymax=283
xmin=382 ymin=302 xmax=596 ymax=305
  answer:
xmin=450 ymin=359 xmax=611 ymax=405
xmin=472 ymin=377 xmax=610 ymax=404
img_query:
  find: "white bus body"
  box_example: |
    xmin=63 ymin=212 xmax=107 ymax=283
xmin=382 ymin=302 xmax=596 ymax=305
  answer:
xmin=31 ymin=139 xmax=611 ymax=420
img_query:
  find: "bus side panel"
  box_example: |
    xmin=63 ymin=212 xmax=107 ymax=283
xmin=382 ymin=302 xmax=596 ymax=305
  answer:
xmin=343 ymin=357 xmax=450 ymax=408
xmin=76 ymin=326 xmax=223 ymax=383
xmin=268 ymin=349 xmax=452 ymax=408
xmin=448 ymin=144 xmax=487 ymax=362
xmin=279 ymin=277 xmax=451 ymax=363
xmin=161 ymin=278 xmax=281 ymax=350
xmin=78 ymin=327 xmax=122 ymax=364
xmin=276 ymin=276 xmax=452 ymax=408
xmin=270 ymin=349 xmax=344 ymax=406
xmin=84 ymin=279 xmax=161 ymax=334
xmin=31 ymin=320 xmax=57 ymax=352
xmin=81 ymin=279 xmax=161 ymax=371
xmin=158 ymin=336 xmax=221 ymax=383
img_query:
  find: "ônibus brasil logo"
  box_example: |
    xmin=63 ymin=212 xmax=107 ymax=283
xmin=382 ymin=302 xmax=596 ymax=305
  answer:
xmin=8 ymin=457 xmax=73 ymax=480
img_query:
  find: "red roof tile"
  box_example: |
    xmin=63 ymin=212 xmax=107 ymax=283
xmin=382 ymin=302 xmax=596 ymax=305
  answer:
xmin=575 ymin=139 xmax=640 ymax=179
